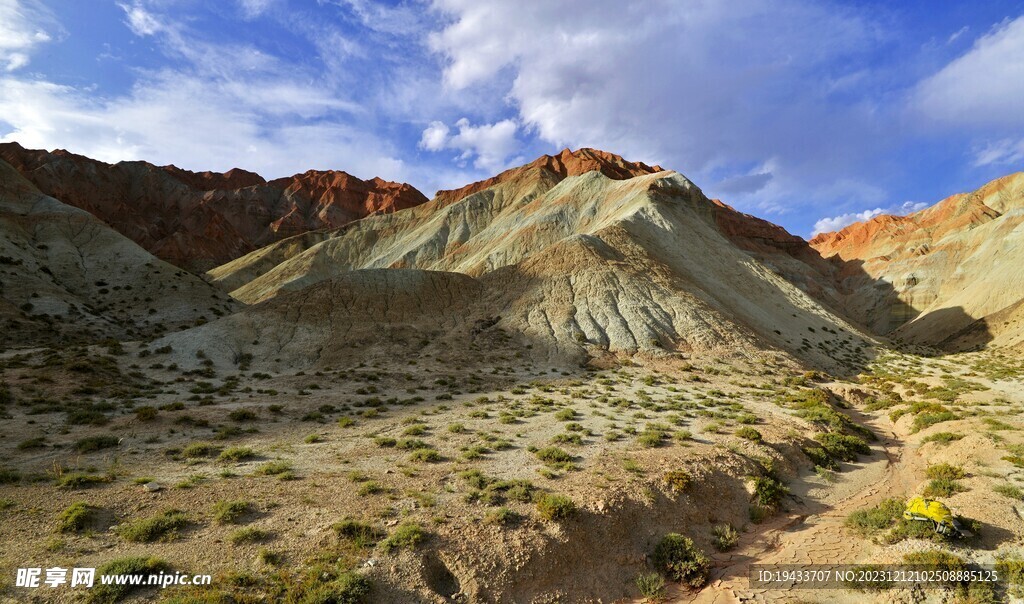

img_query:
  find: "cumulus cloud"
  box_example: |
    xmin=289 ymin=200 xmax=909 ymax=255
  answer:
xmin=427 ymin=0 xmax=887 ymax=216
xmin=811 ymin=201 xmax=929 ymax=237
xmin=419 ymin=118 xmax=519 ymax=172
xmin=0 ymin=1 xmax=409 ymax=182
xmin=0 ymin=0 xmax=56 ymax=71
xmin=913 ymin=16 xmax=1024 ymax=128
xmin=419 ymin=121 xmax=450 ymax=151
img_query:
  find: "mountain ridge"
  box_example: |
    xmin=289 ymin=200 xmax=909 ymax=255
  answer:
xmin=0 ymin=142 xmax=429 ymax=270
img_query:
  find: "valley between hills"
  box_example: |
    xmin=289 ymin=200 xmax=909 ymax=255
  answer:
xmin=2 ymin=145 xmax=1024 ymax=603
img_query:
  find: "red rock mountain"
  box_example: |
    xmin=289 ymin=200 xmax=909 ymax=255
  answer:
xmin=433 ymin=147 xmax=664 ymax=207
xmin=0 ymin=142 xmax=428 ymax=270
xmin=809 ymin=172 xmax=1024 ymax=346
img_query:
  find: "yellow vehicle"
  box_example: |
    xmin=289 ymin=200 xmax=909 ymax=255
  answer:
xmin=903 ymin=496 xmax=967 ymax=537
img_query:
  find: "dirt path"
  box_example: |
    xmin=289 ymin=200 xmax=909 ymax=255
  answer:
xmin=677 ymin=419 xmax=924 ymax=603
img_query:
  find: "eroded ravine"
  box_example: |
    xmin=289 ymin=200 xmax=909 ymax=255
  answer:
xmin=681 ymin=415 xmax=925 ymax=603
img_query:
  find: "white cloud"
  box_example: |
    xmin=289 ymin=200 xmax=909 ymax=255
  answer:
xmin=0 ymin=74 xmax=406 ymax=180
xmin=914 ymin=16 xmax=1024 ymax=128
xmin=427 ymin=0 xmax=889 ymax=215
xmin=419 ymin=117 xmax=519 ymax=172
xmin=237 ymin=0 xmax=277 ymax=19
xmin=0 ymin=2 xmax=411 ymax=183
xmin=948 ymin=25 xmax=969 ymax=44
xmin=972 ymin=138 xmax=1024 ymax=167
xmin=0 ymin=0 xmax=56 ymax=71
xmin=419 ymin=121 xmax=450 ymax=151
xmin=118 ymin=1 xmax=162 ymax=36
xmin=811 ymin=201 xmax=928 ymax=237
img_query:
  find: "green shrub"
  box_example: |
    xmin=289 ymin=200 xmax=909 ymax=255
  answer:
xmin=58 ymin=502 xmax=98 ymax=533
xmin=816 ymin=433 xmax=870 ymax=462
xmin=995 ymin=556 xmax=1024 ymax=591
xmin=844 ymin=498 xmax=903 ymax=534
xmin=230 ymin=527 xmax=270 ymax=544
xmin=554 ymin=408 xmax=576 ymax=421
xmin=912 ymin=411 xmax=957 ymax=433
xmin=356 ymin=481 xmax=383 ymax=496
xmin=85 ymin=557 xmax=170 ymax=604
xmin=921 ymin=432 xmax=963 ymax=445
xmin=381 ymin=522 xmax=426 ymax=552
xmin=883 ymin=517 xmax=953 ymax=544
xmin=901 ymin=550 xmax=967 ymax=584
xmin=333 ymin=519 xmax=385 ymax=547
xmin=994 ymin=483 xmax=1024 ymax=500
xmin=218 ymin=446 xmax=256 ymax=462
xmin=535 ymin=447 xmax=572 ymax=465
xmin=57 ymin=473 xmax=111 ymax=489
xmin=735 ymin=427 xmax=762 ymax=442
xmin=663 ymin=470 xmax=691 ymax=493
xmin=923 ymin=478 xmax=966 ymax=497
xmin=115 ymin=509 xmax=188 ymax=542
xmin=0 ymin=467 xmax=22 ymax=484
xmin=711 ymin=524 xmax=739 ymax=551
xmin=635 ymin=572 xmax=666 ymax=600
xmin=752 ymin=476 xmax=788 ymax=509
xmin=637 ymin=428 xmax=667 ymax=448
xmin=254 ymin=461 xmax=293 ymax=476
xmin=180 ymin=442 xmax=219 ymax=458
xmin=651 ymin=533 xmax=710 ymax=587
xmin=293 ymin=572 xmax=370 ymax=604
xmin=485 ymin=507 xmax=520 ymax=526
xmin=228 ymin=409 xmax=258 ymax=422
xmin=135 ymin=406 xmax=158 ymax=421
xmin=802 ymin=446 xmax=838 ymax=470
xmin=212 ymin=500 xmax=253 ymax=524
xmin=75 ymin=435 xmax=119 ymax=453
xmin=925 ymin=463 xmax=965 ymax=481
xmin=536 ymin=493 xmax=576 ymax=521
xmin=408 ymin=448 xmax=442 ymax=463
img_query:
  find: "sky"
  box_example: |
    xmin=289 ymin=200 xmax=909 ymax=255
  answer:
xmin=1 ymin=0 xmax=1023 ymax=237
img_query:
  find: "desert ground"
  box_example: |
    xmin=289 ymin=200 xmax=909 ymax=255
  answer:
xmin=3 ymin=340 xmax=1024 ymax=603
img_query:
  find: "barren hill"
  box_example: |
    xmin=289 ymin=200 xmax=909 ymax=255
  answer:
xmin=0 ymin=158 xmax=240 ymax=347
xmin=810 ymin=172 xmax=1024 ymax=349
xmin=0 ymin=142 xmax=429 ymax=270
xmin=191 ymin=150 xmax=873 ymax=374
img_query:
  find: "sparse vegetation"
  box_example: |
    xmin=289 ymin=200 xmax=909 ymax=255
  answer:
xmin=333 ymin=519 xmax=385 ymax=547
xmin=711 ymin=524 xmax=739 ymax=551
xmin=219 ymin=446 xmax=257 ymax=462
xmin=75 ymin=435 xmax=119 ymax=453
xmin=230 ymin=527 xmax=271 ymax=544
xmin=212 ymin=500 xmax=254 ymax=524
xmin=57 ymin=502 xmax=99 ymax=533
xmin=635 ymin=572 xmax=666 ymax=600
xmin=651 ymin=533 xmax=710 ymax=588
xmin=86 ymin=557 xmax=170 ymax=603
xmin=115 ymin=509 xmax=188 ymax=542
xmin=536 ymin=493 xmax=576 ymax=521
xmin=381 ymin=522 xmax=427 ymax=552
xmin=845 ymin=498 xmax=904 ymax=534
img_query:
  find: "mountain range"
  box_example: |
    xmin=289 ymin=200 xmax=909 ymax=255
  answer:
xmin=1 ymin=144 xmax=1022 ymax=369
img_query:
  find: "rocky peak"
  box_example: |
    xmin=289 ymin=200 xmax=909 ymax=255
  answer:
xmin=433 ymin=147 xmax=664 ymax=207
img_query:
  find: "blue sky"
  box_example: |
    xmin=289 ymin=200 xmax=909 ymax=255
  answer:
xmin=1 ymin=0 xmax=1022 ymax=237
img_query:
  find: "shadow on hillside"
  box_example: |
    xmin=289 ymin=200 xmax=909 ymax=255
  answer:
xmin=764 ymin=248 xmax=991 ymax=377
